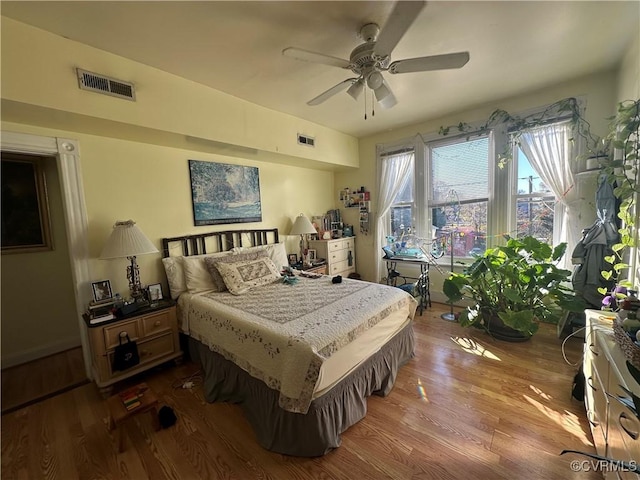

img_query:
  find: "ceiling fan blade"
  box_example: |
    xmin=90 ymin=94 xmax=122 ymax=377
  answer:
xmin=374 ymin=78 xmax=397 ymax=109
xmin=282 ymin=47 xmax=351 ymax=69
xmin=388 ymin=52 xmax=470 ymax=74
xmin=307 ymin=78 xmax=358 ymax=106
xmin=373 ymin=0 xmax=426 ymax=59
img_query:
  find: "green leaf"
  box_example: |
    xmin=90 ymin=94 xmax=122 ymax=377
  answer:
xmin=601 ymin=270 xmax=612 ymax=280
xmin=604 ymin=255 xmax=616 ymax=264
xmin=597 ymin=287 xmax=608 ymax=295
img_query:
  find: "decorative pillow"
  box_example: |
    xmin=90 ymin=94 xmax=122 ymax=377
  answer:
xmin=231 ymin=243 xmax=289 ymax=272
xmin=181 ymin=252 xmax=233 ymax=294
xmin=205 ymin=249 xmax=268 ymax=292
xmin=215 ymin=257 xmax=281 ymax=295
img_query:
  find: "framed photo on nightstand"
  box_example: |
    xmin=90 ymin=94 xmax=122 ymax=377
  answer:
xmin=148 ymin=283 xmax=163 ymax=302
xmin=91 ymin=280 xmax=112 ymax=302
xmin=307 ymin=249 xmax=317 ymax=261
xmin=288 ymin=253 xmax=298 ymax=265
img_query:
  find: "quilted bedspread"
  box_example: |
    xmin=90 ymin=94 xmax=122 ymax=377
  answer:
xmin=181 ymin=276 xmax=417 ymax=414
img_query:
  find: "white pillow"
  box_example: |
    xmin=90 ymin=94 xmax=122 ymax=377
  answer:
xmin=216 ymin=257 xmax=282 ymax=295
xmin=162 ymin=251 xmax=233 ymax=298
xmin=162 ymin=256 xmax=186 ymax=300
xmin=231 ymin=243 xmax=289 ymax=272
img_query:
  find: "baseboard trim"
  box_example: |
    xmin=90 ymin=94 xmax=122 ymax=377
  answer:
xmin=1 ymin=338 xmax=82 ymax=369
xmin=1 ymin=379 xmax=90 ymax=415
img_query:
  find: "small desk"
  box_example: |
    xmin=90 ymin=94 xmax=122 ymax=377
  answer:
xmin=385 ymin=256 xmax=431 ymax=315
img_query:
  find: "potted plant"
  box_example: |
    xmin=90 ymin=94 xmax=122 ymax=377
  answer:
xmin=443 ymin=236 xmax=587 ymax=341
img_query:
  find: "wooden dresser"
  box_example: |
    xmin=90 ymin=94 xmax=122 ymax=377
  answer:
xmin=86 ymin=302 xmax=182 ymax=395
xmin=309 ymin=237 xmax=356 ymax=277
xmin=584 ymin=310 xmax=639 ymax=477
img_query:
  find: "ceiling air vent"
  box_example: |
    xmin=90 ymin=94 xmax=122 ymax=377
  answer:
xmin=297 ymin=134 xmax=315 ymax=147
xmin=76 ymin=68 xmax=136 ymax=101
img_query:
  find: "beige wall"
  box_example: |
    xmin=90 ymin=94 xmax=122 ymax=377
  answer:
xmin=338 ymin=70 xmax=620 ymax=296
xmin=2 ymin=121 xmax=335 ymax=299
xmin=1 ymin=156 xmax=79 ymax=366
xmin=617 ymin=31 xmax=640 ymax=102
xmin=0 ymin=17 xmax=358 ymax=170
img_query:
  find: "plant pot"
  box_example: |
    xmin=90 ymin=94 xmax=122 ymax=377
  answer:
xmin=485 ymin=314 xmax=532 ymax=342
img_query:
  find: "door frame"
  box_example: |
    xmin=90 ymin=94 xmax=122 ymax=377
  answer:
xmin=1 ymin=131 xmax=92 ymax=378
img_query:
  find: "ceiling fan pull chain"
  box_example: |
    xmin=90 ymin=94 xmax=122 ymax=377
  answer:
xmin=372 ymin=89 xmax=376 ymax=117
xmin=364 ymin=87 xmax=368 ymax=120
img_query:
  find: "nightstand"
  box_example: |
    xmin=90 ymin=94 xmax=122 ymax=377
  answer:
xmin=85 ymin=301 xmax=182 ymax=396
xmin=304 ymin=264 xmax=327 ymax=275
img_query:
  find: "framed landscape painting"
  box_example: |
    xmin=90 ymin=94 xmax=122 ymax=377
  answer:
xmin=188 ymin=160 xmax=262 ymax=226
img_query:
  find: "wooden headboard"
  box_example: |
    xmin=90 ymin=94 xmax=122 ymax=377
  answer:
xmin=162 ymin=228 xmax=279 ymax=258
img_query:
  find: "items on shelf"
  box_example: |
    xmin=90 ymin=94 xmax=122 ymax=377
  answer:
xmin=339 ymin=186 xmax=371 ymax=235
xmin=312 ymin=209 xmax=355 ymax=239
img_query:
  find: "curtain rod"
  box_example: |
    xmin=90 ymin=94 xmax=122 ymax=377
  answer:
xmin=379 ymin=146 xmax=415 ymax=158
xmin=506 ymin=114 xmax=574 ymax=133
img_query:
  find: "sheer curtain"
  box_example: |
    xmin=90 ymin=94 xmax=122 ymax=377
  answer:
xmin=375 ymin=149 xmax=414 ymax=282
xmin=518 ymin=121 xmax=578 ymax=268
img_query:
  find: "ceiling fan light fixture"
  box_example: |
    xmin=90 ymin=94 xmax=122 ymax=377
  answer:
xmin=347 ymin=78 xmax=364 ymax=101
xmin=366 ymin=71 xmax=384 ymax=90
xmin=374 ymin=79 xmax=397 ymax=109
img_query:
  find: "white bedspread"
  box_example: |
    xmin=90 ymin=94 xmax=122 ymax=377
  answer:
xmin=179 ymin=276 xmax=416 ymax=413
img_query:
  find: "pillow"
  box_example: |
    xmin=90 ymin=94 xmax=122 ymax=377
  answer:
xmin=162 ymin=256 xmax=186 ymax=300
xmin=231 ymin=243 xmax=289 ymax=272
xmin=164 ymin=251 xmax=233 ymax=296
xmin=215 ymin=257 xmax=281 ymax=295
xmin=205 ymin=249 xmax=268 ymax=292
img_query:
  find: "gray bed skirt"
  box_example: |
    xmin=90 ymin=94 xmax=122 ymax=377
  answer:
xmin=188 ymin=321 xmax=415 ymax=457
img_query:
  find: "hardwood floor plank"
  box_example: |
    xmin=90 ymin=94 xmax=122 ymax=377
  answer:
xmin=1 ymin=304 xmax=602 ymax=479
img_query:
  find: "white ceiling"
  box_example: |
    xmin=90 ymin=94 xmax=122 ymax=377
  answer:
xmin=2 ymin=1 xmax=638 ymax=138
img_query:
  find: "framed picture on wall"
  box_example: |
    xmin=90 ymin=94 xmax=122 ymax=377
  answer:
xmin=91 ymin=280 xmax=113 ymax=302
xmin=188 ymin=160 xmax=262 ymax=226
xmin=1 ymin=154 xmax=53 ymax=254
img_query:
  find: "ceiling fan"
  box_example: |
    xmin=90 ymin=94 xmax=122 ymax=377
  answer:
xmin=282 ymin=1 xmax=469 ymax=110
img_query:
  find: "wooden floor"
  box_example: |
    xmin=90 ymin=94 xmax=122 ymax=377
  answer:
xmin=1 ymin=347 xmax=88 ymax=415
xmin=1 ymin=304 xmax=601 ymax=480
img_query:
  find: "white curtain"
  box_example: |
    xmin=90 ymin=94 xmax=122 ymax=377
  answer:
xmin=375 ymin=149 xmax=414 ymax=282
xmin=518 ymin=121 xmax=578 ymax=268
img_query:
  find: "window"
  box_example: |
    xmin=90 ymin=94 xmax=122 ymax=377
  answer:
xmin=430 ymin=136 xmax=489 ymax=257
xmin=390 ymin=175 xmax=414 ymax=238
xmin=382 ymin=111 xmax=571 ymax=266
xmin=513 ymin=146 xmax=555 ymax=244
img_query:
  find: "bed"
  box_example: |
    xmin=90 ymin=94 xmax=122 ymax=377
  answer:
xmin=161 ymin=228 xmax=417 ymax=457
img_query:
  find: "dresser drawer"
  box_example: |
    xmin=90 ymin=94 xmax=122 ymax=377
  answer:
xmin=141 ymin=310 xmax=172 ymax=337
xmin=328 ymin=240 xmax=345 ymax=253
xmin=107 ymin=332 xmax=175 ymax=376
xmin=329 ymin=248 xmax=349 ymax=263
xmin=104 ymin=320 xmax=140 ymax=350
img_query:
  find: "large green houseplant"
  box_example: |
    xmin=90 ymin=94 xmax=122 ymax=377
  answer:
xmin=443 ymin=236 xmax=587 ymax=341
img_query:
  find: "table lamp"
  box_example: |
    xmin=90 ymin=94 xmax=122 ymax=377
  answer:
xmin=289 ymin=213 xmax=316 ymax=266
xmin=100 ymin=220 xmax=158 ymax=302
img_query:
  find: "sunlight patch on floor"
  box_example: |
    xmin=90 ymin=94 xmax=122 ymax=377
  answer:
xmin=450 ymin=336 xmax=501 ymax=361
xmin=417 ymin=378 xmax=429 ymax=402
xmin=523 ymin=391 xmax=594 ymax=446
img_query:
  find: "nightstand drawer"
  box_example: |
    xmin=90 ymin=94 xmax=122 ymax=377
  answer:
xmin=141 ymin=310 xmax=172 ymax=337
xmin=107 ymin=333 xmax=174 ymax=376
xmin=104 ymin=320 xmax=140 ymax=350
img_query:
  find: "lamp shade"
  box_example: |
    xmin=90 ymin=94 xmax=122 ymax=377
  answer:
xmin=289 ymin=214 xmax=316 ymax=235
xmin=99 ymin=220 xmax=158 ymax=259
